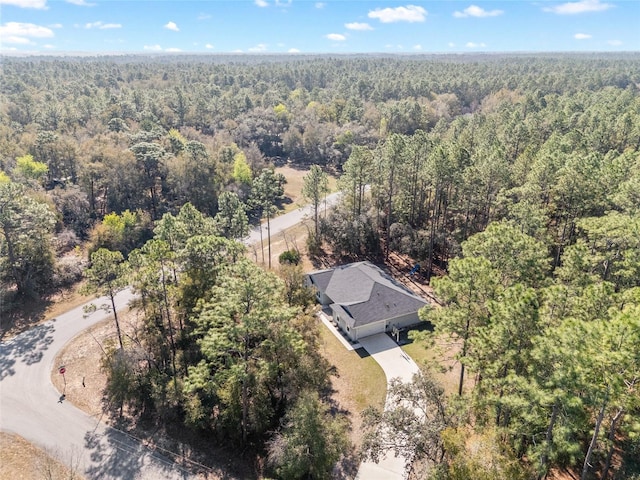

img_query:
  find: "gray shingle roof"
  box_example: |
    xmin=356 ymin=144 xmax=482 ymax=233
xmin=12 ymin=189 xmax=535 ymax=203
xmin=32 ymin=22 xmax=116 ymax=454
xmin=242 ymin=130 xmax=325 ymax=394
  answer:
xmin=308 ymin=262 xmax=427 ymax=327
xmin=307 ymin=268 xmax=334 ymax=292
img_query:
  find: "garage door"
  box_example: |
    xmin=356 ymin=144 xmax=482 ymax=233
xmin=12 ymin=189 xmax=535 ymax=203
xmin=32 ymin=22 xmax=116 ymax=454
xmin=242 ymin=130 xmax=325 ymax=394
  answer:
xmin=354 ymin=321 xmax=385 ymax=340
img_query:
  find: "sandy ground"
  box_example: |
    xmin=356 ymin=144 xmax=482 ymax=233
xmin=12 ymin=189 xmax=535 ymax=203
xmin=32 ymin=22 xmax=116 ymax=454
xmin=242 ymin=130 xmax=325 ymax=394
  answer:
xmin=50 ymin=310 xmax=136 ymax=419
xmin=45 ymin=267 xmax=380 ymax=477
xmin=35 ymin=165 xmax=460 ymax=478
xmin=274 ymin=165 xmax=338 ymax=214
xmin=48 ymin=291 xmax=383 ymax=465
xmin=0 ymin=431 xmax=84 ymax=480
xmin=1 ymin=284 xmax=93 ymax=341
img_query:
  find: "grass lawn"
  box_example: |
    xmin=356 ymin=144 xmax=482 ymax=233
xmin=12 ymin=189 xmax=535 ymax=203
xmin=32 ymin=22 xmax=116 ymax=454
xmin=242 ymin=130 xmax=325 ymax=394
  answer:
xmin=247 ymin=219 xmax=314 ymax=271
xmin=400 ymin=325 xmax=470 ymax=397
xmin=401 ymin=336 xmax=434 ymax=368
xmin=275 ymin=165 xmax=338 ymax=214
xmin=318 ymin=325 xmax=386 ymax=411
xmin=317 ymin=322 xmax=386 ymax=448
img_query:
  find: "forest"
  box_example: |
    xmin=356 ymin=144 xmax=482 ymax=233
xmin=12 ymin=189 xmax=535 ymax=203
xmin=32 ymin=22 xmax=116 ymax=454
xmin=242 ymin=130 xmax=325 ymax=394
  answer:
xmin=0 ymin=53 xmax=639 ymax=479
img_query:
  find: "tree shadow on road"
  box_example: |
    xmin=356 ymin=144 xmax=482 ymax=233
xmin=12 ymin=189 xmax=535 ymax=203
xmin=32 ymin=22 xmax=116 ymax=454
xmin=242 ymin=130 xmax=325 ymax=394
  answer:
xmin=0 ymin=322 xmax=55 ymax=380
xmin=83 ymin=425 xmax=238 ymax=480
xmin=0 ymin=295 xmax=50 ymax=341
xmin=83 ymin=427 xmax=194 ymax=480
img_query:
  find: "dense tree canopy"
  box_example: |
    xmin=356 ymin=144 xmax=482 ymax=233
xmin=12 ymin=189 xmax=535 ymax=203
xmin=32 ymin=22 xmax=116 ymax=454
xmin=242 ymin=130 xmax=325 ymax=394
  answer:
xmin=0 ymin=181 xmax=56 ymax=297
xmin=1 ymin=53 xmax=639 ymax=477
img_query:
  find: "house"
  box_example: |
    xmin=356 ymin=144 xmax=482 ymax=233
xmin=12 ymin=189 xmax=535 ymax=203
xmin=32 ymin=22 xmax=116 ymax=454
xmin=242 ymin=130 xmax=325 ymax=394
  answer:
xmin=306 ymin=261 xmax=428 ymax=342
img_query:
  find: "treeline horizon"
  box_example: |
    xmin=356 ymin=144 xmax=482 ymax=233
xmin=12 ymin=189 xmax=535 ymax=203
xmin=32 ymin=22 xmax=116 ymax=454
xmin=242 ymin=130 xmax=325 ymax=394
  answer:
xmin=1 ymin=53 xmax=639 ymax=479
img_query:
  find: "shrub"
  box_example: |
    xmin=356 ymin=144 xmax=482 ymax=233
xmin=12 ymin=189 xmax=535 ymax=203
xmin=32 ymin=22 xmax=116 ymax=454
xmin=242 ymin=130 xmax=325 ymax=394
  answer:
xmin=53 ymin=254 xmax=87 ymax=288
xmin=279 ymin=249 xmax=301 ymax=265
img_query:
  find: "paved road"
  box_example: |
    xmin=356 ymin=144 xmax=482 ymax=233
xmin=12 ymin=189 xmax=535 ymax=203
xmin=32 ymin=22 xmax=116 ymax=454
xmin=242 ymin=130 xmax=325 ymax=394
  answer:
xmin=356 ymin=333 xmax=421 ymax=480
xmin=0 ymin=289 xmax=198 ymax=479
xmin=244 ymin=191 xmax=342 ymax=246
xmin=0 ymin=191 xmax=351 ymax=479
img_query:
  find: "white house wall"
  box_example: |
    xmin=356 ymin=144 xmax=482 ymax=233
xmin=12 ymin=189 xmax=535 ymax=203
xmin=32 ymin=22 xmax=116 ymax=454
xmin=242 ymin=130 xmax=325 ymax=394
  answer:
xmin=318 ymin=292 xmax=332 ymax=306
xmin=353 ymin=312 xmax=421 ymax=341
xmin=305 ymin=279 xmax=331 ymax=306
xmin=386 ymin=312 xmax=421 ymax=330
xmin=353 ymin=321 xmax=385 ymax=340
xmin=332 ymin=309 xmax=351 ymax=339
xmin=333 ymin=309 xmax=422 ymax=341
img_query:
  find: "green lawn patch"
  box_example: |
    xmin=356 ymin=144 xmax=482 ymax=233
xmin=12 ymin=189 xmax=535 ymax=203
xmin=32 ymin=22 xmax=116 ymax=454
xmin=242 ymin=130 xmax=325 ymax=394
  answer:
xmin=318 ymin=324 xmax=386 ymax=412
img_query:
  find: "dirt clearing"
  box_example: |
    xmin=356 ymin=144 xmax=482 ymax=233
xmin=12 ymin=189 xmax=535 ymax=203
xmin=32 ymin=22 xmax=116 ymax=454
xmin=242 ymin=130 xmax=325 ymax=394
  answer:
xmin=0 ymin=432 xmax=83 ymax=480
xmin=275 ymin=164 xmax=338 ymax=214
xmin=51 ymin=308 xmax=139 ymax=418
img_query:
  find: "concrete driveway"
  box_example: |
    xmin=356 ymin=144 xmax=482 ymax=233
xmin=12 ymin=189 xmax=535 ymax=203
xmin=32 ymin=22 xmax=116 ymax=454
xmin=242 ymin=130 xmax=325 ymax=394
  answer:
xmin=359 ymin=333 xmax=420 ymax=384
xmin=355 ymin=333 xmax=420 ymax=480
xmin=0 ymin=190 xmax=349 ymax=479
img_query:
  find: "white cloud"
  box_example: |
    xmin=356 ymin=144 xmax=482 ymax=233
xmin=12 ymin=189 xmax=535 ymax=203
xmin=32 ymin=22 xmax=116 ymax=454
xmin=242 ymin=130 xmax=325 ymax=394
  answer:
xmin=66 ymin=0 xmax=95 ymax=5
xmin=574 ymin=33 xmax=592 ymax=39
xmin=85 ymin=21 xmax=121 ymax=29
xmin=0 ymin=22 xmax=54 ymax=45
xmin=368 ymin=5 xmax=427 ymax=23
xmin=43 ymin=44 xmax=55 ymax=48
xmin=0 ymin=46 xmax=18 ymax=51
xmin=543 ymin=0 xmax=612 ymax=14
xmin=466 ymin=41 xmax=487 ymax=48
xmin=164 ymin=21 xmax=179 ymax=32
xmin=4 ymin=36 xmax=34 ymax=44
xmin=197 ymin=13 xmax=212 ymax=20
xmin=413 ymin=44 xmax=422 ymax=50
xmin=248 ymin=43 xmax=268 ymax=52
xmin=0 ymin=0 xmax=47 ymax=9
xmin=232 ymin=49 xmax=243 ymax=53
xmin=448 ymin=42 xmax=456 ymax=47
xmin=345 ymin=22 xmax=373 ymax=31
xmin=275 ymin=0 xmax=291 ymax=6
xmin=255 ymin=0 xmax=268 ymax=6
xmin=165 ymin=47 xmax=182 ymax=52
xmin=326 ymin=33 xmax=346 ymax=41
xmin=49 ymin=23 xmax=63 ymax=28
xmin=205 ymin=43 xmax=214 ymax=49
xmin=143 ymin=44 xmax=162 ymax=51
xmin=288 ymin=48 xmax=300 ymax=53
xmin=315 ymin=2 xmax=325 ymax=8
xmin=608 ymin=39 xmax=622 ymax=46
xmin=454 ymin=5 xmax=504 ymax=18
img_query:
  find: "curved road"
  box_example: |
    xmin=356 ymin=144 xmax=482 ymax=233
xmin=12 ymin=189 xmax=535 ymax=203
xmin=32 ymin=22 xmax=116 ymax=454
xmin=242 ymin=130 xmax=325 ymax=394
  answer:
xmin=1 ymin=188 xmax=410 ymax=480
xmin=0 ymin=194 xmax=342 ymax=479
xmin=0 ymin=289 xmax=198 ymax=479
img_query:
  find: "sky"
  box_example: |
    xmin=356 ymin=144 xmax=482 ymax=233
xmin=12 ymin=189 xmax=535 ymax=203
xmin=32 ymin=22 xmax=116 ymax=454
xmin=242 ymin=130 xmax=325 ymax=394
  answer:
xmin=0 ymin=0 xmax=637 ymax=54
